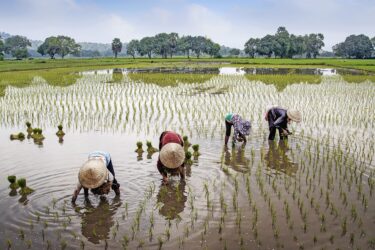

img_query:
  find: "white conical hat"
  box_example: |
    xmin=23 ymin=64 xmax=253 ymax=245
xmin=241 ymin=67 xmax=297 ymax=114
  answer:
xmin=287 ymin=109 xmax=302 ymax=123
xmin=78 ymin=159 xmax=108 ymax=189
xmin=160 ymin=143 xmax=185 ymax=169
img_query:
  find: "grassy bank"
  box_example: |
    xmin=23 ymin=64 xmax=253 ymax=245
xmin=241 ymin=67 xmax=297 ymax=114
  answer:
xmin=1 ymin=58 xmax=375 ymax=73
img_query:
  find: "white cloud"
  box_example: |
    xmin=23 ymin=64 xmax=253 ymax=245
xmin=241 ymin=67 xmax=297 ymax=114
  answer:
xmin=0 ymin=0 xmax=374 ymax=49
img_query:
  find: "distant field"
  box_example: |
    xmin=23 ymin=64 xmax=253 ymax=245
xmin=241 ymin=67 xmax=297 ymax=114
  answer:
xmin=0 ymin=58 xmax=375 ymax=73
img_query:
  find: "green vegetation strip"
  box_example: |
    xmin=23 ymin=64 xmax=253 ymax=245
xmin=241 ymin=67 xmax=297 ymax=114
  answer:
xmin=128 ymin=73 xmax=215 ymax=86
xmin=1 ymin=58 xmax=375 ymax=73
xmin=341 ymin=75 xmax=375 ymax=83
xmin=245 ymin=74 xmax=322 ymax=91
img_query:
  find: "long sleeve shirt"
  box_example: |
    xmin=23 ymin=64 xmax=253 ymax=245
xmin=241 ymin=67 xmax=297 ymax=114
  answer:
xmin=268 ymin=108 xmax=288 ymax=129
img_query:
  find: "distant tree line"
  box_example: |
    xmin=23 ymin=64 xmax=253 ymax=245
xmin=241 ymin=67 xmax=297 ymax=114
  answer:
xmin=125 ymin=33 xmax=221 ymax=59
xmin=244 ymin=27 xmax=325 ymax=58
xmin=0 ymin=35 xmax=31 ymax=59
xmin=1 ymin=30 xmax=375 ymax=60
xmin=333 ymin=35 xmax=375 ymax=59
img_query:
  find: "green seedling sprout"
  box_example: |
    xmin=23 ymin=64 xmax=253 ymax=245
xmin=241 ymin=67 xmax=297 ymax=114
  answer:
xmin=146 ymin=141 xmax=158 ymax=154
xmin=56 ymin=124 xmax=65 ymax=136
xmin=183 ymin=136 xmax=191 ymax=148
xmin=10 ymin=132 xmax=25 ymax=141
xmin=185 ymin=151 xmax=192 ymax=165
xmin=31 ymin=128 xmax=45 ymax=141
xmin=17 ymin=178 xmax=34 ymax=195
xmin=8 ymin=175 xmax=19 ymax=189
xmin=6 ymin=239 xmax=12 ymax=249
xmin=26 ymin=239 xmax=32 ymax=249
xmin=26 ymin=122 xmax=33 ymax=134
xmin=135 ymin=141 xmax=144 ymax=153
xmin=192 ymin=144 xmax=200 ymax=157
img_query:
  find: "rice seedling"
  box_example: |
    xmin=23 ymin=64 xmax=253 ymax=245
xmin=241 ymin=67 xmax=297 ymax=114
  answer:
xmin=135 ymin=141 xmax=144 ymax=153
xmin=183 ymin=136 xmax=192 ymax=148
xmin=192 ymin=144 xmax=201 ymax=157
xmin=6 ymin=239 xmax=11 ymax=250
xmin=10 ymin=132 xmax=25 ymax=140
xmin=56 ymin=124 xmax=65 ymax=136
xmin=17 ymin=178 xmax=34 ymax=195
xmin=185 ymin=151 xmax=193 ymax=165
xmin=19 ymin=228 xmax=25 ymax=240
xmin=7 ymin=175 xmax=19 ymax=189
xmin=146 ymin=141 xmax=158 ymax=154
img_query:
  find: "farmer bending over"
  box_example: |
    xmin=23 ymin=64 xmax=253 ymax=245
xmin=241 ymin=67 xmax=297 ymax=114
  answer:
xmin=157 ymin=131 xmax=185 ymax=185
xmin=224 ymin=113 xmax=251 ymax=146
xmin=72 ymin=151 xmax=120 ymax=203
xmin=265 ymin=106 xmax=301 ymax=141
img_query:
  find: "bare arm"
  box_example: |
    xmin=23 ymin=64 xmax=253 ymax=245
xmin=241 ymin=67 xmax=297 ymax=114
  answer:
xmin=72 ymin=183 xmax=82 ymax=203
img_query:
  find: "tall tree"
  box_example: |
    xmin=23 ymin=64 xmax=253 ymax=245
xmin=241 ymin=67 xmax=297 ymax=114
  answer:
xmin=153 ymin=33 xmax=170 ymax=58
xmin=37 ymin=36 xmax=60 ymax=59
xmin=112 ymin=38 xmax=122 ymax=58
xmin=288 ymin=35 xmax=305 ymax=58
xmin=274 ymin=27 xmax=290 ymax=58
xmin=332 ymin=42 xmax=347 ymax=57
xmin=257 ymin=35 xmax=275 ymax=58
xmin=4 ymin=35 xmax=31 ymax=59
xmin=244 ymin=38 xmax=260 ymax=58
xmin=192 ymin=36 xmax=207 ymax=58
xmin=0 ymin=36 xmax=4 ymax=60
xmin=126 ymin=39 xmax=139 ymax=59
xmin=57 ymin=36 xmax=80 ymax=58
xmin=178 ymin=35 xmax=193 ymax=58
xmin=229 ymin=48 xmax=241 ymax=57
xmin=333 ymin=34 xmax=373 ymax=59
xmin=168 ymin=32 xmax=179 ymax=58
xmin=206 ymin=40 xmax=221 ymax=57
xmin=304 ymin=33 xmax=324 ymax=58
xmin=139 ymin=37 xmax=154 ymax=59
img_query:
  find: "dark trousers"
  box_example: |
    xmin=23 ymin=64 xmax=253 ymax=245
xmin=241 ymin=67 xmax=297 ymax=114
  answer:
xmin=107 ymin=160 xmax=118 ymax=184
xmin=268 ymin=127 xmax=287 ymax=140
xmin=268 ymin=113 xmax=287 ymax=140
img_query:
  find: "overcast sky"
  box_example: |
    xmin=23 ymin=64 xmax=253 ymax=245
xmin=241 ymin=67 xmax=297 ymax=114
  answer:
xmin=1 ymin=0 xmax=374 ymax=50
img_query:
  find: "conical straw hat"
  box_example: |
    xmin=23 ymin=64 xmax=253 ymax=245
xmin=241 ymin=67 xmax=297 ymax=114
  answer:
xmin=160 ymin=143 xmax=185 ymax=169
xmin=287 ymin=109 xmax=302 ymax=123
xmin=78 ymin=159 xmax=108 ymax=189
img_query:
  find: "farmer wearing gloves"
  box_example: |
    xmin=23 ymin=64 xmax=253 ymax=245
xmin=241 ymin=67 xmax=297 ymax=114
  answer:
xmin=224 ymin=113 xmax=251 ymax=146
xmin=157 ymin=131 xmax=186 ymax=185
xmin=265 ymin=106 xmax=301 ymax=140
xmin=72 ymin=151 xmax=120 ymax=203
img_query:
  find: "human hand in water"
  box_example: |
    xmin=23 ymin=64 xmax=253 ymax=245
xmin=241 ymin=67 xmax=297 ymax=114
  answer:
xmin=282 ymin=129 xmax=292 ymax=136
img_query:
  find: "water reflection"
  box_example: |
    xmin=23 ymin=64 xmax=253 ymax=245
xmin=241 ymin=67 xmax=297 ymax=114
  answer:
xmin=74 ymin=196 xmax=122 ymax=244
xmin=264 ymin=140 xmax=298 ymax=177
xmin=223 ymin=145 xmax=251 ymax=173
xmin=58 ymin=135 xmax=64 ymax=144
xmin=9 ymin=188 xmax=18 ymax=197
xmin=156 ymin=182 xmax=187 ymax=220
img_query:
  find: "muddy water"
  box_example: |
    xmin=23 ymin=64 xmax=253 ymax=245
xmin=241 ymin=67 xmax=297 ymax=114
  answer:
xmin=0 ymin=69 xmax=374 ymax=249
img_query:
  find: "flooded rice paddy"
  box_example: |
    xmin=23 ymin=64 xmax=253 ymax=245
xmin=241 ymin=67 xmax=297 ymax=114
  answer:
xmin=0 ymin=68 xmax=374 ymax=249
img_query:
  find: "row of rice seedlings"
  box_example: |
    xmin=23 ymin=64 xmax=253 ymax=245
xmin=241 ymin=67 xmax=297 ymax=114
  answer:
xmin=1 ymin=75 xmax=374 ymax=157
